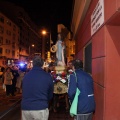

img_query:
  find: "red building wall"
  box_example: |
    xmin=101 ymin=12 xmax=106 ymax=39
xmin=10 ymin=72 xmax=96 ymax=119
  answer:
xmin=105 ymin=25 xmax=120 ymax=120
xmin=75 ymin=0 xmax=120 ymax=119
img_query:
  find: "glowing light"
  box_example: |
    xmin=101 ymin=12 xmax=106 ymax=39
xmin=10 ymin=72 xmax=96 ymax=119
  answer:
xmin=42 ymin=30 xmax=47 ymax=35
xmin=19 ymin=63 xmax=25 ymax=67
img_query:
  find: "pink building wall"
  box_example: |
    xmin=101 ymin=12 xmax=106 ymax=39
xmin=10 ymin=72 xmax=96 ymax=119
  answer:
xmin=75 ymin=0 xmax=120 ymax=119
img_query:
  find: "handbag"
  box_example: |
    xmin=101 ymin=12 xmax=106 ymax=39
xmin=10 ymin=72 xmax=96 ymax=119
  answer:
xmin=70 ymin=72 xmax=80 ymax=117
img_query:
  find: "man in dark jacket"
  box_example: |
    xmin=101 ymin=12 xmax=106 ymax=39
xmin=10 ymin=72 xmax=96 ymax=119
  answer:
xmin=68 ymin=59 xmax=95 ymax=120
xmin=21 ymin=56 xmax=54 ymax=120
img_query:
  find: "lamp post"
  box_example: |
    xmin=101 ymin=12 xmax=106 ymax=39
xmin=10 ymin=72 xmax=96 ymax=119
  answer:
xmin=41 ymin=30 xmax=52 ymax=60
xmin=42 ymin=30 xmax=52 ymax=51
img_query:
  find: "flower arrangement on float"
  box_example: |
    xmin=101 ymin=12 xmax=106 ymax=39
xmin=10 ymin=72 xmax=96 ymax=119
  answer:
xmin=51 ymin=70 xmax=67 ymax=84
xmin=50 ymin=67 xmax=74 ymax=84
xmin=67 ymin=68 xmax=74 ymax=75
xmin=50 ymin=66 xmax=68 ymax=94
xmin=50 ymin=65 xmax=74 ymax=94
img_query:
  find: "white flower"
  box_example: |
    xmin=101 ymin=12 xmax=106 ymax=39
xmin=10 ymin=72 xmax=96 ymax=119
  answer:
xmin=60 ymin=79 xmax=66 ymax=83
xmin=56 ymin=76 xmax=62 ymax=80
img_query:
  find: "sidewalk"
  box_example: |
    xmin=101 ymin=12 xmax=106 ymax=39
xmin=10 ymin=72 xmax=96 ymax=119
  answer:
xmin=0 ymin=80 xmax=22 ymax=117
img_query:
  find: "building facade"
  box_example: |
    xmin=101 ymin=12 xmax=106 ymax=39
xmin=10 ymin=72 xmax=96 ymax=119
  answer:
xmin=0 ymin=1 xmax=42 ymax=65
xmin=0 ymin=12 xmax=20 ymax=66
xmin=71 ymin=0 xmax=120 ymax=120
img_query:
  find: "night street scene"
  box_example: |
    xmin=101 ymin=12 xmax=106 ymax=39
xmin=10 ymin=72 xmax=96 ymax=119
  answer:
xmin=0 ymin=0 xmax=120 ymax=120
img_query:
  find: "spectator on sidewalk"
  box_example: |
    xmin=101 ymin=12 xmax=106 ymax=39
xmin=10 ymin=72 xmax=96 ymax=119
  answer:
xmin=21 ymin=56 xmax=54 ymax=120
xmin=4 ymin=67 xmax=13 ymax=96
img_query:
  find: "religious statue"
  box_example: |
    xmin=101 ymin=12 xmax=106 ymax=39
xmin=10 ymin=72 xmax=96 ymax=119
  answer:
xmin=55 ymin=33 xmax=65 ymax=66
xmin=50 ymin=33 xmax=65 ymax=66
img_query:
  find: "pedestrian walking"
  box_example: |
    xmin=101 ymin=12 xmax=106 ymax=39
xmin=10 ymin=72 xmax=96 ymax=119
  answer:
xmin=4 ymin=67 xmax=13 ymax=96
xmin=68 ymin=59 xmax=95 ymax=120
xmin=21 ymin=56 xmax=54 ymax=120
xmin=16 ymin=68 xmax=25 ymax=94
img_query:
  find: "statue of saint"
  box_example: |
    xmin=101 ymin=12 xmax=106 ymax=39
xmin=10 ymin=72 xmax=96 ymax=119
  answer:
xmin=56 ymin=33 xmax=65 ymax=66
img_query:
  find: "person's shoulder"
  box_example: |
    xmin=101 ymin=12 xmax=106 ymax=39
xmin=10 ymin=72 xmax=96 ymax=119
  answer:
xmin=79 ymin=70 xmax=93 ymax=80
xmin=69 ymin=72 xmax=76 ymax=79
xmin=76 ymin=69 xmax=88 ymax=76
xmin=45 ymin=71 xmax=52 ymax=77
xmin=39 ymin=69 xmax=50 ymax=76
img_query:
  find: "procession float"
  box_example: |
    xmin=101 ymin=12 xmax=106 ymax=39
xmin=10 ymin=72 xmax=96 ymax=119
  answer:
xmin=50 ymin=33 xmax=68 ymax=94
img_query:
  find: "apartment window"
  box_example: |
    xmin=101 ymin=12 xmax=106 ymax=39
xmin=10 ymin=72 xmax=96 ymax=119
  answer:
xmin=0 ymin=47 xmax=2 ymax=54
xmin=6 ymin=30 xmax=11 ymax=36
xmin=13 ymin=33 xmax=16 ymax=40
xmin=5 ymin=49 xmax=10 ymax=54
xmin=0 ymin=36 xmax=3 ymax=45
xmin=0 ymin=26 xmax=4 ymax=34
xmin=12 ymin=42 xmax=15 ymax=49
xmin=18 ymin=37 xmax=20 ymax=42
xmin=6 ymin=39 xmax=8 ymax=44
xmin=0 ymin=16 xmax=4 ymax=23
xmin=12 ymin=50 xmax=15 ymax=56
xmin=13 ymin=24 xmax=16 ymax=31
xmin=6 ymin=39 xmax=10 ymax=44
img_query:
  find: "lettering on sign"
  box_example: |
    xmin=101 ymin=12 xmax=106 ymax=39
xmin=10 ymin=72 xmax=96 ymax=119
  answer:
xmin=91 ymin=0 xmax=104 ymax=35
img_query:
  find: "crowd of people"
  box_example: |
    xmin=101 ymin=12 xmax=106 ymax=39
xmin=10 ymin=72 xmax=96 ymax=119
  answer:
xmin=0 ymin=65 xmax=26 ymax=97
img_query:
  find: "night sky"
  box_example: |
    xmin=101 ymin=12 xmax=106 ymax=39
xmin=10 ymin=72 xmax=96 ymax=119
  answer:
xmin=4 ymin=0 xmax=74 ymax=42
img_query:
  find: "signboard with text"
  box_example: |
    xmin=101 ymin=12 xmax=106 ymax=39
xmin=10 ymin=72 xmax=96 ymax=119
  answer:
xmin=91 ymin=0 xmax=104 ymax=35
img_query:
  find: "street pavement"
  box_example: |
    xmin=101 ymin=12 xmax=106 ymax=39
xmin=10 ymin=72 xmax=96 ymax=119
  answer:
xmin=0 ymin=80 xmax=21 ymax=118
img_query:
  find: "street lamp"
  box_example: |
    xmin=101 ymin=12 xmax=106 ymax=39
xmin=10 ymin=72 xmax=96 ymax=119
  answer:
xmin=42 ymin=30 xmax=47 ymax=35
xmin=41 ymin=30 xmax=53 ymax=60
xmin=41 ymin=30 xmax=52 ymax=51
